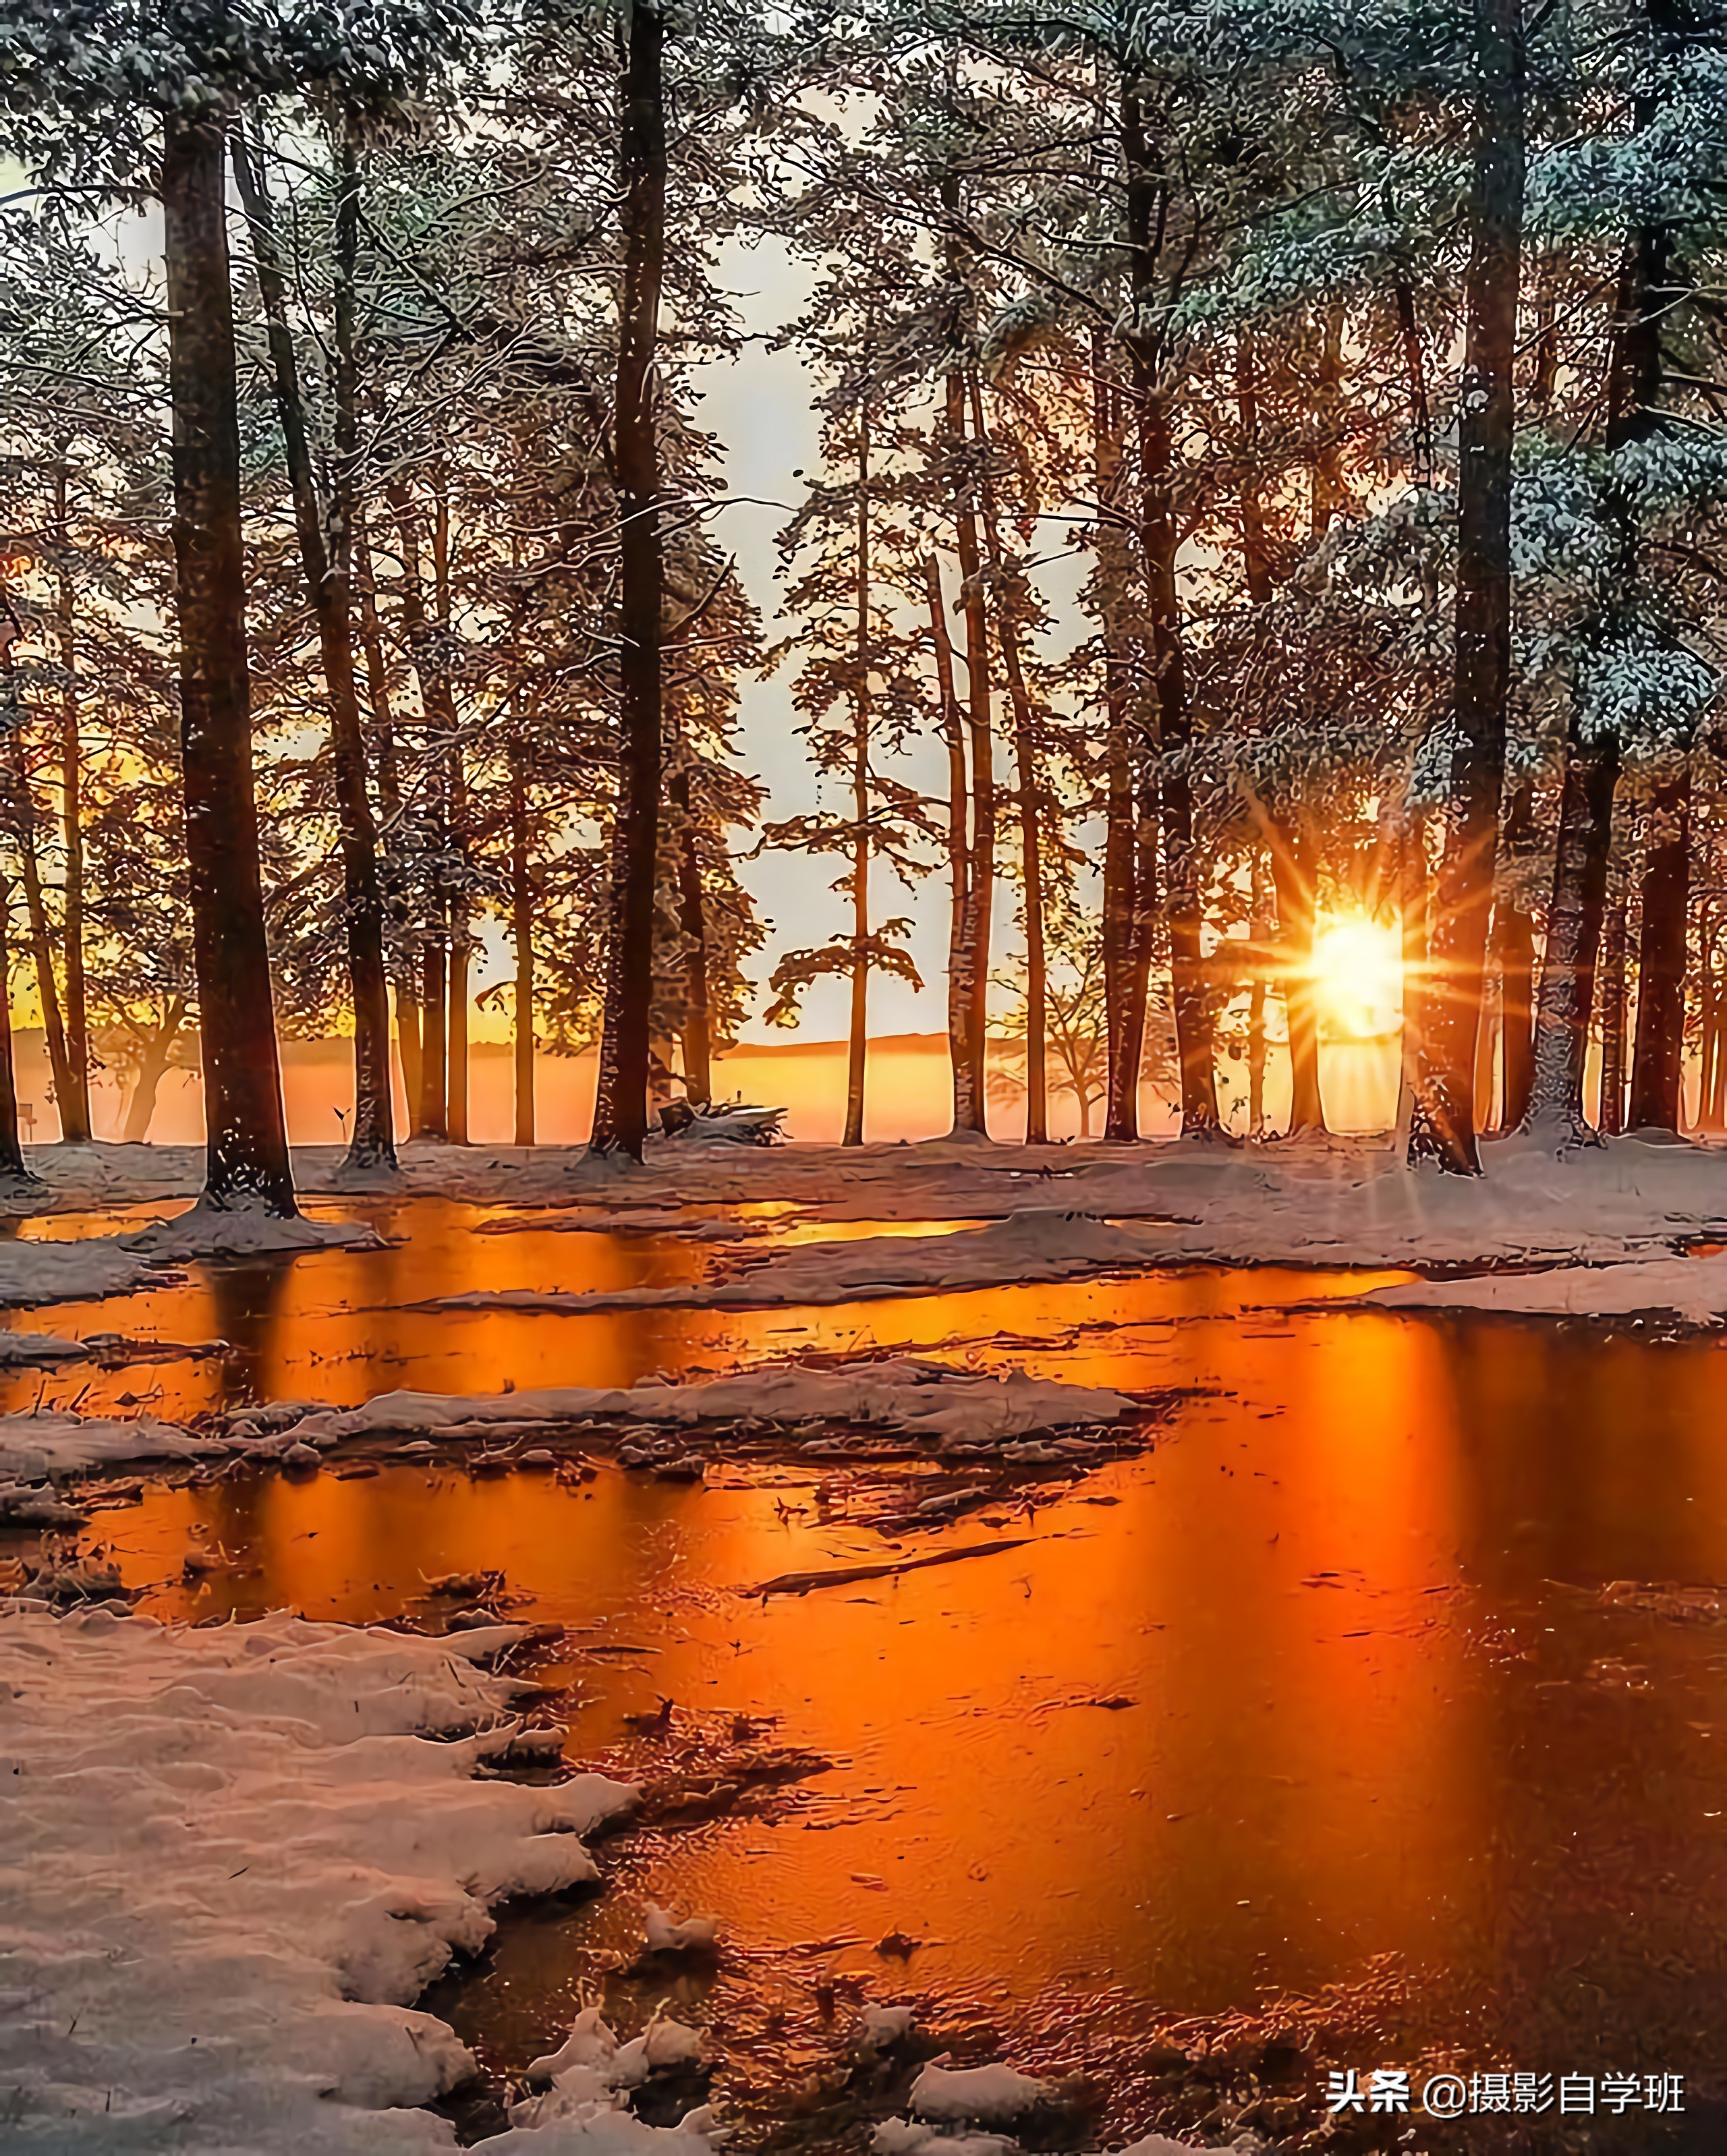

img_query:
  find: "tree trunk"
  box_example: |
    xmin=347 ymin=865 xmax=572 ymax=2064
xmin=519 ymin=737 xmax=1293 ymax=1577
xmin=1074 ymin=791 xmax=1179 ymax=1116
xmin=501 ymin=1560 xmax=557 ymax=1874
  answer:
xmin=419 ymin=938 xmax=447 ymax=1141
xmin=122 ymin=1003 xmax=188 ymax=1143
xmin=948 ymin=366 xmax=995 ymax=1137
xmin=1628 ymin=766 xmax=1690 ymax=1131
xmin=671 ymin=760 xmax=713 ymax=1107
xmin=1475 ymin=938 xmax=1501 ymax=1131
xmin=925 ymin=553 xmax=978 ymax=1134
xmin=1268 ymin=817 xmax=1324 ymax=1135
xmin=1697 ymin=915 xmax=1718 ymax=1132
xmin=231 ymin=118 xmax=395 ymax=1172
xmin=1397 ymin=813 xmax=1429 ymax=1145
xmin=1247 ymin=849 xmax=1270 ymax=1137
xmin=1414 ymin=0 xmax=1526 ymax=1172
xmin=1096 ymin=342 xmax=1143 ymax=1140
xmin=1598 ymin=880 xmax=1630 ymax=1135
xmin=5 ymin=731 xmax=73 ymax=1127
xmin=1523 ymin=735 xmax=1620 ymax=1139
xmin=1409 ymin=0 xmax=1524 ymax=1174
xmin=51 ymin=469 xmax=91 ymax=1143
xmin=161 ymin=109 xmax=295 ymax=1215
xmin=0 ymin=880 xmax=33 ymax=1180
xmin=353 ymin=507 xmax=422 ymax=1123
xmin=385 ymin=488 xmax=455 ymax=1143
xmin=844 ymin=414 xmax=872 ymax=1148
xmin=509 ymin=733 xmax=536 ymax=1147
xmin=1123 ymin=86 xmax=1217 ymax=1137
xmin=1498 ymin=785 xmax=1537 ymax=1127
xmin=590 ymin=0 xmax=668 ymax=1162
xmin=969 ymin=379 xmax=1046 ymax=1143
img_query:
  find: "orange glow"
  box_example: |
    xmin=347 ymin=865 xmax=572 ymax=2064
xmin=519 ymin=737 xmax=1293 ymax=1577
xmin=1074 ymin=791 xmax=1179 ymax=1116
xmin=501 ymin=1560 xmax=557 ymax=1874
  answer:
xmin=1311 ymin=913 xmax=1401 ymax=1042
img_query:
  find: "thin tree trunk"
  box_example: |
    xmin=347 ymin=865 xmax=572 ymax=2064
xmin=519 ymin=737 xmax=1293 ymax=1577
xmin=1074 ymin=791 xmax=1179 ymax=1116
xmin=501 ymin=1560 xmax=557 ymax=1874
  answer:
xmin=1410 ymin=0 xmax=1525 ymax=1174
xmin=353 ymin=507 xmax=422 ymax=1122
xmin=1475 ymin=935 xmax=1501 ymax=1131
xmin=1523 ymin=736 xmax=1620 ymax=1137
xmin=162 ymin=109 xmax=295 ymax=1214
xmin=1628 ymin=766 xmax=1690 ymax=1131
xmin=671 ymin=760 xmax=712 ymax=1106
xmin=590 ymin=0 xmax=667 ymax=1161
xmin=1709 ymin=923 xmax=1727 ymax=1131
xmin=1096 ymin=345 xmax=1142 ymax=1141
xmin=1123 ymin=87 xmax=1217 ymax=1136
xmin=0 ymin=879 xmax=33 ymax=1179
xmin=1268 ymin=816 xmax=1324 ymax=1135
xmin=447 ymin=895 xmax=469 ymax=1145
xmin=925 ymin=552 xmax=978 ymax=1134
xmin=1498 ymin=784 xmax=1537 ymax=1126
xmin=843 ymin=413 xmax=872 ymax=1147
xmin=231 ymin=119 xmax=394 ymax=1172
xmin=51 ymin=467 xmax=90 ymax=1142
xmin=948 ymin=365 xmax=995 ymax=1137
xmin=969 ymin=380 xmax=1046 ymax=1143
xmin=1598 ymin=882 xmax=1629 ymax=1134
xmin=385 ymin=489 xmax=455 ymax=1141
xmin=509 ymin=734 xmax=536 ymax=1147
xmin=1697 ymin=915 xmax=1718 ymax=1132
xmin=419 ymin=939 xmax=447 ymax=1141
xmin=1397 ymin=812 xmax=1429 ymax=1145
xmin=6 ymin=731 xmax=72 ymax=1124
xmin=1247 ymin=849 xmax=1270 ymax=1137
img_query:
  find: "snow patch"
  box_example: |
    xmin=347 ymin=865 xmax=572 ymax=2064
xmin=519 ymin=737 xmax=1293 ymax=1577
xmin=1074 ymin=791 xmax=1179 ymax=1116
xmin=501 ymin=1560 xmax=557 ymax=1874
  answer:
xmin=285 ymin=1361 xmax=1136 ymax=1454
xmin=0 ymin=1604 xmax=638 ymax=2153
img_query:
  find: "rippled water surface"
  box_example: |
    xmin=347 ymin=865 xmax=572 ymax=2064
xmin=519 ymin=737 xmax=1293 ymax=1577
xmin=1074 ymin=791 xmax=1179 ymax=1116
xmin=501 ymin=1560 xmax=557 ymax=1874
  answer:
xmin=8 ymin=1199 xmax=1727 ymax=2146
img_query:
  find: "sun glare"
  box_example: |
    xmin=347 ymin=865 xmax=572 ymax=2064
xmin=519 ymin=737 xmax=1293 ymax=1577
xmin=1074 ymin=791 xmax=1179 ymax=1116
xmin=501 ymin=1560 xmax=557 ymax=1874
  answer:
xmin=1310 ymin=915 xmax=1402 ymax=1042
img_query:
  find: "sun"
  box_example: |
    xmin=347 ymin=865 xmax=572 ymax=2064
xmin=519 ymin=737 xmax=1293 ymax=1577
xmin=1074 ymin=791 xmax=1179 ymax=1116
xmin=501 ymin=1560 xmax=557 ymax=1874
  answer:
xmin=1310 ymin=913 xmax=1402 ymax=1042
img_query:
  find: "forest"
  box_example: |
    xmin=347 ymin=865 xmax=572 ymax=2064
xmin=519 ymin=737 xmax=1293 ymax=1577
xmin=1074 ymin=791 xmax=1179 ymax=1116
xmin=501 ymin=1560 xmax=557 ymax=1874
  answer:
xmin=10 ymin=9 xmax=1727 ymax=2151
xmin=0 ymin=0 xmax=1722 ymax=1201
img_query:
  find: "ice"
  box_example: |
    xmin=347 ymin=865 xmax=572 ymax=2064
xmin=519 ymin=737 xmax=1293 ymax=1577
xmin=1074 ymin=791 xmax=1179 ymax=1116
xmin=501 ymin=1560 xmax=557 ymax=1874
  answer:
xmin=643 ymin=1903 xmax=721 ymax=1952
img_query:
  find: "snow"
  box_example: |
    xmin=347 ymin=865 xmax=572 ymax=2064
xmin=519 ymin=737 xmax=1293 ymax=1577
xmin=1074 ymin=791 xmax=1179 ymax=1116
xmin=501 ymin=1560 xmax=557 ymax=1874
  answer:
xmin=909 ymin=2060 xmax=1055 ymax=2122
xmin=0 ymin=1236 xmax=178 ymax=1308
xmin=0 ymin=1602 xmax=638 ymax=2154
xmin=284 ymin=1361 xmax=1137 ymax=1455
xmin=123 ymin=1203 xmax=380 ymax=1264
xmin=0 ymin=1411 xmax=232 ymax=1520
xmin=1352 ymin=1248 xmax=1727 ymax=1324
xmin=0 ymin=1330 xmax=94 ymax=1367
xmin=481 ymin=2007 xmax=720 ymax=2151
xmin=643 ymin=1904 xmax=720 ymax=1952
xmin=872 ymin=2126 xmax=1019 ymax=2156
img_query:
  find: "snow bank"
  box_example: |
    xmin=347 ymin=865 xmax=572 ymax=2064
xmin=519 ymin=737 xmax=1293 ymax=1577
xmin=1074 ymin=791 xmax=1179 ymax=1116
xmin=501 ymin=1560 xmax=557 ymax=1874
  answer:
xmin=286 ymin=1360 xmax=1137 ymax=1454
xmin=0 ymin=1409 xmax=222 ymax=1490
xmin=0 ymin=1603 xmax=637 ymax=2154
xmin=123 ymin=1202 xmax=379 ymax=1264
xmin=1352 ymin=1248 xmax=1727 ymax=1324
xmin=0 ymin=1237 xmax=178 ymax=1308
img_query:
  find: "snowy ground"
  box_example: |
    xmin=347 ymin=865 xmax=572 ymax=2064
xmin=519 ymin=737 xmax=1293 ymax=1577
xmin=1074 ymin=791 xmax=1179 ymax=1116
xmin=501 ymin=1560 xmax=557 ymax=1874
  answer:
xmin=11 ymin=1131 xmax=1727 ymax=1297
xmin=0 ymin=1602 xmax=636 ymax=2153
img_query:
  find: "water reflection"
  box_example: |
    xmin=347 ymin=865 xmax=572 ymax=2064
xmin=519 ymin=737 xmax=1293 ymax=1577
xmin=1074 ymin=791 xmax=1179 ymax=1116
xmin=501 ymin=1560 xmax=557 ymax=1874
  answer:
xmin=60 ymin=1254 xmax=1727 ymax=2116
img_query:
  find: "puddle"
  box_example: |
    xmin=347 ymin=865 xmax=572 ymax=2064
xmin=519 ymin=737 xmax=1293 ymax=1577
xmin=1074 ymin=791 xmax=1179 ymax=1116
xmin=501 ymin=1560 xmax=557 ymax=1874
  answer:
xmin=18 ymin=1201 xmax=1727 ymax=2145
